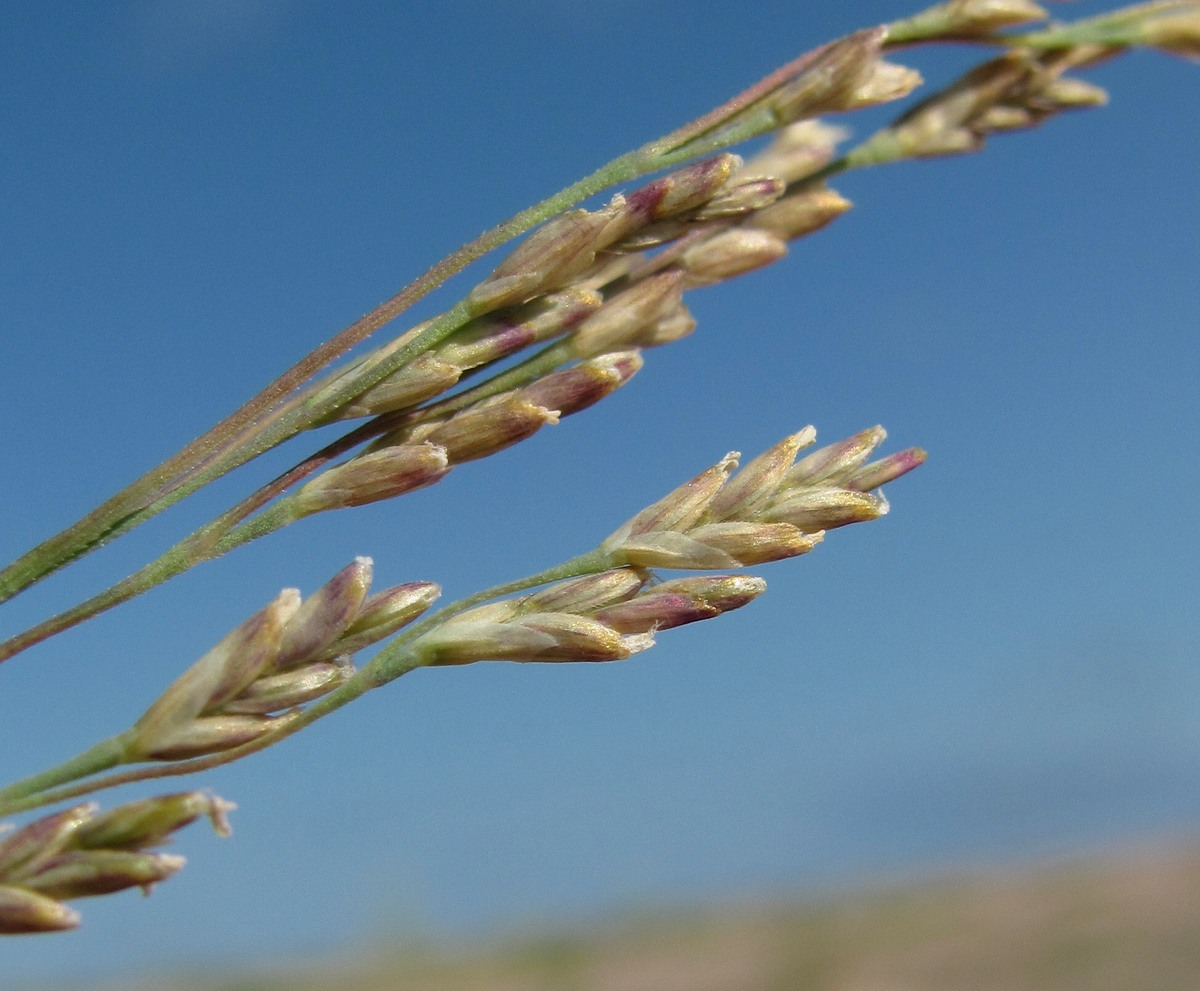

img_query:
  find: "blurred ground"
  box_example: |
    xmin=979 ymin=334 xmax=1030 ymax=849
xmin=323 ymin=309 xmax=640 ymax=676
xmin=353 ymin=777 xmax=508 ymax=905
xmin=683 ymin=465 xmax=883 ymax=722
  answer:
xmin=40 ymin=838 xmax=1200 ymax=991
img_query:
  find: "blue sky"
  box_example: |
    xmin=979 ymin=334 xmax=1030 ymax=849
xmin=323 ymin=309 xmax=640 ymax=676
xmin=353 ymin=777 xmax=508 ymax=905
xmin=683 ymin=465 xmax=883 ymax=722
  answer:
xmin=2 ymin=1 xmax=1199 ymax=983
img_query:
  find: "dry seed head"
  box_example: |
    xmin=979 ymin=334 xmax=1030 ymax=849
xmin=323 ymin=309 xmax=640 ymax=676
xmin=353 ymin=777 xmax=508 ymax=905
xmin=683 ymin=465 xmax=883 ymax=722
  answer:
xmin=0 ymin=805 xmax=95 ymax=880
xmin=139 ymin=711 xmax=301 ymax=761
xmin=844 ymin=447 xmax=928 ymax=492
xmin=335 ymin=353 xmax=462 ymax=419
xmin=783 ymin=426 xmax=888 ymax=488
xmin=655 ymin=574 xmax=767 ymax=615
xmin=950 ymin=0 xmax=1046 ymax=27
xmin=704 ymin=428 xmax=816 ymax=523
xmin=193 ymin=591 xmax=298 ymax=711
xmin=414 ymin=622 xmax=556 ymax=665
xmin=308 ymin=317 xmax=434 ymax=420
xmin=686 ymin=521 xmax=824 ymax=566
xmin=448 ymin=601 xmax=524 ymax=626
xmin=517 ymin=350 xmax=643 ymax=418
xmin=973 ymin=104 xmax=1037 ymax=132
xmin=72 ymin=792 xmax=234 ymax=850
xmin=415 ymin=615 xmax=648 ymax=666
xmin=607 ymin=531 xmax=742 ymax=570
xmin=273 ymin=558 xmax=372 ymax=670
xmin=515 ymin=613 xmax=644 ymax=662
xmin=321 ymin=581 xmax=441 ymax=658
xmin=604 ymin=452 xmax=739 ymax=547
xmin=678 ymin=228 xmax=788 ymax=287
xmin=1064 ymin=3 xmax=1200 ymax=60
xmin=569 ymin=271 xmax=685 ymax=357
xmin=892 ymin=126 xmax=982 ymax=159
xmin=0 ymin=794 xmax=235 ymax=932
xmin=294 ymin=442 xmax=450 ymax=513
xmin=748 ymin=186 xmax=853 ymax=241
xmin=633 ymin=308 xmax=696 ymax=348
xmin=421 ymin=396 xmax=558 ymax=463
xmin=761 ymin=487 xmax=889 ymax=531
xmin=591 ymin=590 xmax=720 ymax=633
xmin=948 ymin=0 xmax=1049 ymax=30
xmin=133 ymin=559 xmax=419 ymax=755
xmin=897 ymin=0 xmax=1050 ymax=37
xmin=220 ymin=660 xmax=354 ymax=715
xmin=468 ymin=208 xmax=621 ymax=313
xmin=132 ymin=592 xmax=295 ymax=754
xmin=1135 ymin=6 xmax=1200 ymax=60
xmin=22 ymin=850 xmax=186 ymax=900
xmin=852 ymin=59 xmax=924 ymax=109
xmin=592 ymin=575 xmax=767 ymax=633
xmin=876 ymin=47 xmax=1107 ymax=160
xmin=439 ymin=288 xmax=604 ymax=370
xmin=772 ymin=29 xmax=890 ymax=121
xmin=608 ymin=218 xmax=691 ymax=253
xmin=772 ymin=29 xmax=921 ymax=118
xmin=0 ymin=886 xmax=80 ymax=933
xmin=627 ymin=154 xmax=739 ymax=221
xmin=519 ymin=568 xmax=650 ymax=615
xmin=338 ymin=290 xmax=607 ymax=420
xmin=1029 ymin=76 xmax=1109 ymax=109
xmin=693 ymin=177 xmax=787 ymax=220
xmin=875 ymin=54 xmax=1030 ymax=158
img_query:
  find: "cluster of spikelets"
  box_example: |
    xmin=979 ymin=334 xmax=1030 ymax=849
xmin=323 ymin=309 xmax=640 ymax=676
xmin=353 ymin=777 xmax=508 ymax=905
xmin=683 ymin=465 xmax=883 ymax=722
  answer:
xmin=131 ymin=565 xmax=440 ymax=761
xmin=417 ymin=426 xmax=924 ymax=666
xmin=280 ymin=137 xmax=863 ymax=524
xmin=270 ymin=8 xmax=1168 ymax=529
xmin=122 ymin=424 xmax=924 ymax=775
xmin=0 ymin=793 xmax=232 ymax=934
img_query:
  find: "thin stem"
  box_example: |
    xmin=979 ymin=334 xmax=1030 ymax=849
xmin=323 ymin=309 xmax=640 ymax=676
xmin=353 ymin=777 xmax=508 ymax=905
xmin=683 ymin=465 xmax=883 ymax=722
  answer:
xmin=0 ymin=733 xmax=134 ymax=813
xmin=0 ymin=497 xmax=297 ymax=666
xmin=0 ymin=300 xmax=453 ymax=602
xmin=0 ymin=157 xmax=640 ymax=604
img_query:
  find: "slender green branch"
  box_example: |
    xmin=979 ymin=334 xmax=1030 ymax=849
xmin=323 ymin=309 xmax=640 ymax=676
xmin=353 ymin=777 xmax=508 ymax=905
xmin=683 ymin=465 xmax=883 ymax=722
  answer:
xmin=0 ymin=733 xmax=135 ymax=812
xmin=0 ymin=160 xmax=634 ymax=603
xmin=0 ymin=483 xmax=306 ymax=665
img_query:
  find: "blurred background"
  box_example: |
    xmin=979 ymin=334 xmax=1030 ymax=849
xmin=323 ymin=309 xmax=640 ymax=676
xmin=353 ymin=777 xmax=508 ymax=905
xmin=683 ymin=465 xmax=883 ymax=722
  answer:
xmin=2 ymin=1 xmax=1198 ymax=987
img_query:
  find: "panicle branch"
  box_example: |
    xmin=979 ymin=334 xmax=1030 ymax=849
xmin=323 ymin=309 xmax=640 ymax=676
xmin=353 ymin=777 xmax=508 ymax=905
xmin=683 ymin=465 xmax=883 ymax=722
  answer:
xmin=600 ymin=427 xmax=926 ymax=571
xmin=409 ymin=567 xmax=766 ymax=668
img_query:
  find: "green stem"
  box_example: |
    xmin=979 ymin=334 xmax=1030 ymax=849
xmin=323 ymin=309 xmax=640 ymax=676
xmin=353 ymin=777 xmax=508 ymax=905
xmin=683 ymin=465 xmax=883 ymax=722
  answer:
xmin=0 ymin=497 xmax=302 ymax=665
xmin=0 ymin=163 xmax=637 ymax=605
xmin=0 ymin=733 xmax=134 ymax=815
xmin=0 ymin=300 xmax=453 ymax=603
